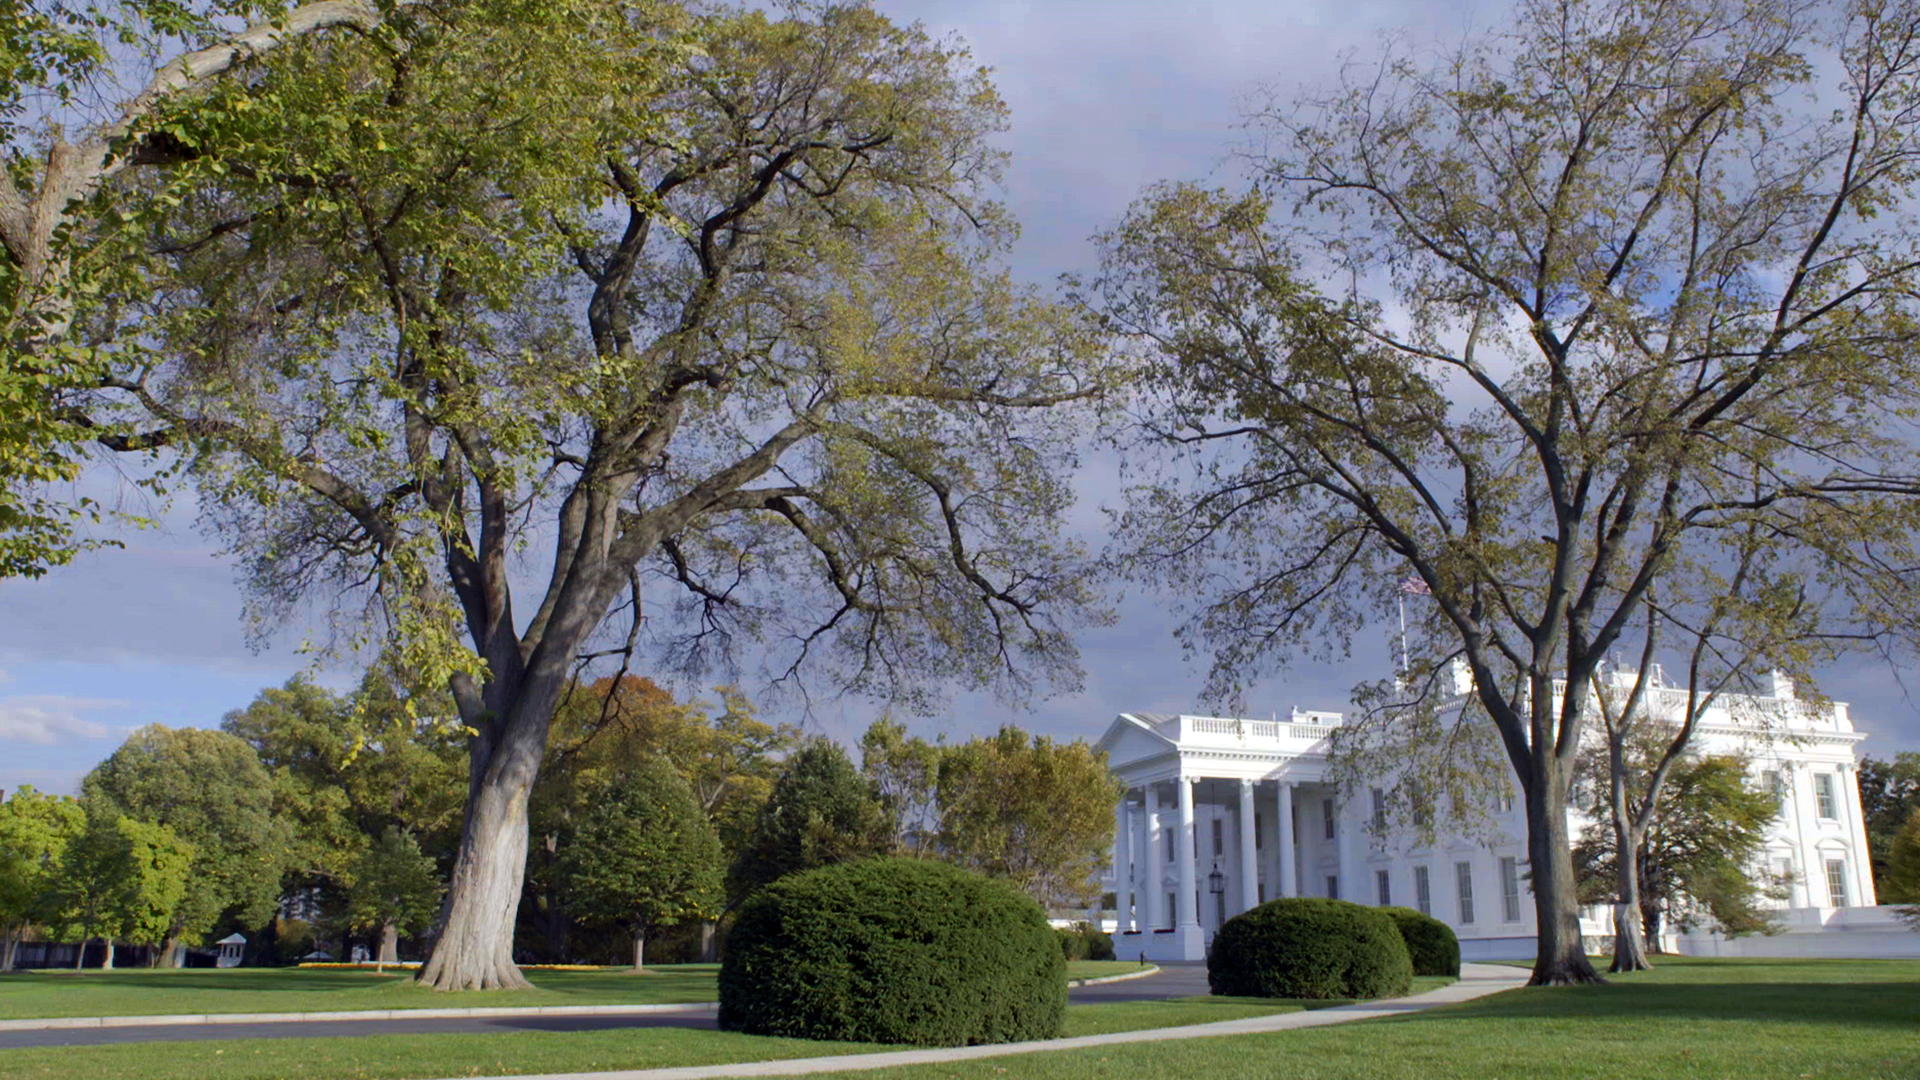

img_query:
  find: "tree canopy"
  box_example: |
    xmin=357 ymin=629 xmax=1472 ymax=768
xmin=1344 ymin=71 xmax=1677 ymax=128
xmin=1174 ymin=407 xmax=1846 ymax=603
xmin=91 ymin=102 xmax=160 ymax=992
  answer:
xmin=558 ymin=757 xmax=722 ymax=969
xmin=730 ymin=737 xmax=891 ymax=903
xmin=0 ymin=785 xmax=85 ymax=970
xmin=861 ymin=719 xmax=1121 ymax=909
xmin=1092 ymin=0 xmax=1920 ymax=984
xmin=48 ymin=812 xmax=194 ymax=967
xmin=84 ymin=0 xmax=1107 ymax=990
xmin=82 ymin=724 xmax=290 ymax=954
xmin=1575 ymin=753 xmax=1780 ymax=944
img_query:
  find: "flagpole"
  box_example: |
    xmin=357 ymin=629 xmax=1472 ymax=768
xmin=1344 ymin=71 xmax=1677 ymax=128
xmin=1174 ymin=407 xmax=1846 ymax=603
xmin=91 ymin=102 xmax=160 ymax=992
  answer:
xmin=1398 ymin=592 xmax=1408 ymax=679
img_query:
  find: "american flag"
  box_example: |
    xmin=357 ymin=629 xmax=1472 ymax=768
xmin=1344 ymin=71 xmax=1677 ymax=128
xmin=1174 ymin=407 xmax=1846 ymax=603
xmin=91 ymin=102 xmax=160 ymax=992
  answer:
xmin=1400 ymin=576 xmax=1431 ymax=596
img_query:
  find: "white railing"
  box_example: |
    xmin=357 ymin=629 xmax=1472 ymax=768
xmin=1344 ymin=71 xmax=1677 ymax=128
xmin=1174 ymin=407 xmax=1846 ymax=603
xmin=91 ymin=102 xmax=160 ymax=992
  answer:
xmin=1179 ymin=717 xmax=1338 ymax=743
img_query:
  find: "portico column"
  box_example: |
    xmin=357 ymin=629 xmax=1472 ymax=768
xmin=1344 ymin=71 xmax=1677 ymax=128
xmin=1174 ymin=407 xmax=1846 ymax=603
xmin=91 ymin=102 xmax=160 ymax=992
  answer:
xmin=1276 ymin=781 xmax=1297 ymax=898
xmin=1237 ymin=779 xmax=1259 ymax=913
xmin=1176 ymin=776 xmax=1199 ymax=929
xmin=1114 ymin=794 xmax=1134 ymax=933
xmin=1144 ymin=785 xmax=1164 ymax=929
xmin=1840 ymin=763 xmax=1878 ymax=906
xmin=1333 ymin=791 xmax=1351 ymax=902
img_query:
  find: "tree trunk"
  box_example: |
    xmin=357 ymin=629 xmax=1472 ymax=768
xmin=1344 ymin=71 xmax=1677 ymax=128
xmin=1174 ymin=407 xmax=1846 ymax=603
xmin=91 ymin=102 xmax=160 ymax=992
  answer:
xmin=700 ymin=921 xmax=716 ymax=963
xmin=101 ymin=940 xmax=114 ymax=970
xmin=1642 ymin=900 xmax=1666 ymax=954
xmin=1525 ymin=765 xmax=1606 ymax=986
xmin=417 ymin=750 xmax=539 ymax=990
xmin=1609 ymin=821 xmax=1651 ymax=972
xmin=378 ymin=919 xmax=400 ymax=967
xmin=1 ymin=928 xmax=17 ymax=973
xmin=73 ymin=936 xmax=86 ymax=970
xmin=159 ymin=934 xmax=182 ymax=968
xmin=543 ymin=832 xmax=566 ymax=962
xmin=632 ymin=929 xmax=646 ymax=972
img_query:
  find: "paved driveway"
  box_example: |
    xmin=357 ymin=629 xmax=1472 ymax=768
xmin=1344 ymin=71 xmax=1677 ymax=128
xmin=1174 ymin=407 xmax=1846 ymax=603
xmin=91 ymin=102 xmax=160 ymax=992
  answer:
xmin=0 ymin=965 xmax=1212 ymax=1049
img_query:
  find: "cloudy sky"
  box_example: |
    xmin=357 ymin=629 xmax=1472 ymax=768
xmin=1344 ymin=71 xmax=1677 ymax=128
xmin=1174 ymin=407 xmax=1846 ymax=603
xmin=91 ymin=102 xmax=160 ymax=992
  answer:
xmin=3 ymin=0 xmax=1917 ymax=797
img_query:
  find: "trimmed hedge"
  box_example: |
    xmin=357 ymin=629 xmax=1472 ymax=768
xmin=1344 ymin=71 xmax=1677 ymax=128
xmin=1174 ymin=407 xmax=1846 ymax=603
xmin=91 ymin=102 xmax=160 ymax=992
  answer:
xmin=1054 ymin=920 xmax=1115 ymax=962
xmin=718 ymin=858 xmax=1065 ymax=1046
xmin=1207 ymin=897 xmax=1413 ymax=1000
xmin=1378 ymin=905 xmax=1461 ymax=977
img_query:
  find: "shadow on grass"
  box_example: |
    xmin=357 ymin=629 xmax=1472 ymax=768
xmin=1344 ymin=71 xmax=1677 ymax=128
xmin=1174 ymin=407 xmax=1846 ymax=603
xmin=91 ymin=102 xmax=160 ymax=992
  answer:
xmin=1409 ymin=977 xmax=1920 ymax=1030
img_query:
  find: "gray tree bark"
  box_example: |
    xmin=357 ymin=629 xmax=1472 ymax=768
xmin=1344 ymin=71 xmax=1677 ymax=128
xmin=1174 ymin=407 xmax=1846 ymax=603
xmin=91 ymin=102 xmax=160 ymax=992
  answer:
xmin=378 ymin=920 xmax=400 ymax=966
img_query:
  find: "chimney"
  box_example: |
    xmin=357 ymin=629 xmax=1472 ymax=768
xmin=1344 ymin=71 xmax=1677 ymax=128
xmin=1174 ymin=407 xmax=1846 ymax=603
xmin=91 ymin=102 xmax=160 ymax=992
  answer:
xmin=1769 ymin=670 xmax=1795 ymax=700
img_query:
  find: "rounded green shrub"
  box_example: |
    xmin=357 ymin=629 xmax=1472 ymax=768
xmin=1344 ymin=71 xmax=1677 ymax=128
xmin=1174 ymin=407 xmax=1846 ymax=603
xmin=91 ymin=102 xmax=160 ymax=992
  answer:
xmin=1207 ymin=898 xmax=1413 ymax=1000
xmin=1076 ymin=920 xmax=1116 ymax=961
xmin=1053 ymin=921 xmax=1115 ymax=962
xmin=1377 ymin=905 xmax=1460 ymax=977
xmin=718 ymin=858 xmax=1066 ymax=1045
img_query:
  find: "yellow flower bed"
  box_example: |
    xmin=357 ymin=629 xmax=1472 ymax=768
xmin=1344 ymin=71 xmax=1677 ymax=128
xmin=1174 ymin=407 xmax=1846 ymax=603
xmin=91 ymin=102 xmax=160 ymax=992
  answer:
xmin=296 ymin=961 xmax=424 ymax=970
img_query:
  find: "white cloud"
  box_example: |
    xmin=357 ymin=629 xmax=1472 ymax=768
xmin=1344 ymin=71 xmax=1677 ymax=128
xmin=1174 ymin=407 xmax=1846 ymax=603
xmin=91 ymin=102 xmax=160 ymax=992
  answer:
xmin=0 ymin=695 xmax=127 ymax=745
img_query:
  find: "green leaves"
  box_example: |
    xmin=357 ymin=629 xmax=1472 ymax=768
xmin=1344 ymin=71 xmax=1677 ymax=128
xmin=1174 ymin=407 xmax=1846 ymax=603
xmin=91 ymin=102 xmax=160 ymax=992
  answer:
xmin=558 ymin=756 xmax=722 ymax=951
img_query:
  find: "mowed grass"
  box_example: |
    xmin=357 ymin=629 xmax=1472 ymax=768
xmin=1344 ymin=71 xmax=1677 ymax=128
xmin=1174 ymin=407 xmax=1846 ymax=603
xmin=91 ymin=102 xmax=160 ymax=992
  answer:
xmin=8 ymin=960 xmax=1907 ymax=1080
xmin=0 ymin=965 xmax=722 ymax=1019
xmin=807 ymin=958 xmax=1920 ymax=1080
xmin=0 ymin=960 xmax=1143 ymax=1021
xmin=1065 ymin=960 xmax=1156 ymax=982
xmin=0 ymin=992 xmax=1337 ymax=1080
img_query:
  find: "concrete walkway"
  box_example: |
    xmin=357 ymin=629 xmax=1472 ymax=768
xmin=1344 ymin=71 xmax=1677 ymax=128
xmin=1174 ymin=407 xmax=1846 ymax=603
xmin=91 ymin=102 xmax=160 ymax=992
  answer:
xmin=442 ymin=962 xmax=1530 ymax=1080
xmin=0 ymin=967 xmax=1165 ymax=1048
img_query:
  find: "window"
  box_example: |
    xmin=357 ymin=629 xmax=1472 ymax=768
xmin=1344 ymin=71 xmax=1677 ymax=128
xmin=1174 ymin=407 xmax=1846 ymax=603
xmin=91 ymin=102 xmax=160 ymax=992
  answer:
xmin=1166 ymin=892 xmax=1177 ymax=928
xmin=1376 ymin=869 xmax=1391 ymax=906
xmin=1164 ymin=825 xmax=1173 ymax=862
xmin=1494 ymin=789 xmax=1514 ymax=814
xmin=1815 ymin=774 xmax=1838 ymax=819
xmin=1215 ymin=890 xmax=1227 ymax=927
xmin=1292 ymin=810 xmax=1300 ymax=845
xmin=1212 ymin=818 xmax=1224 ymax=857
xmin=1826 ymin=860 xmax=1849 ymax=908
xmin=1371 ymin=787 xmax=1387 ymax=831
xmin=1259 ymin=882 xmax=1267 ymax=904
xmin=1323 ymin=798 xmax=1336 ymax=840
xmin=1414 ymin=865 xmax=1432 ymax=916
xmin=1326 ymin=875 xmax=1340 ymax=900
xmin=1499 ymin=856 xmax=1523 ymax=923
xmin=1455 ymin=862 xmax=1476 ymax=924
xmin=1255 ymin=814 xmax=1264 ymax=850
xmin=1765 ymin=770 xmax=1785 ymax=807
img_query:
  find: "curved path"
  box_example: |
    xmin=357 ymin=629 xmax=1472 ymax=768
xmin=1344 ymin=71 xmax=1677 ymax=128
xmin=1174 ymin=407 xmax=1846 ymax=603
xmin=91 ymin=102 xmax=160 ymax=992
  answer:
xmin=437 ymin=964 xmax=1530 ymax=1080
xmin=0 ymin=964 xmax=1195 ymax=1049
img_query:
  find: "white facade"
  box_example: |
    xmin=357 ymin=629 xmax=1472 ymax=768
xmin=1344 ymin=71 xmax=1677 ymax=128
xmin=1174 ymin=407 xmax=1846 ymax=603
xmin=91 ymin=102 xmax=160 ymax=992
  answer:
xmin=1096 ymin=669 xmax=1889 ymax=963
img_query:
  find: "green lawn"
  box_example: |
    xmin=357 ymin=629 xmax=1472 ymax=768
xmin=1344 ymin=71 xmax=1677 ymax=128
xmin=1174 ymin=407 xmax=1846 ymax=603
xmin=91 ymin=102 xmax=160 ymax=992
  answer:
xmin=9 ymin=960 xmax=1906 ymax=1080
xmin=0 ymin=965 xmax=722 ymax=1020
xmin=806 ymin=957 xmax=1920 ymax=1080
xmin=0 ymin=961 xmax=1147 ymax=1021
xmin=0 ymin=996 xmax=1312 ymax=1080
xmin=1065 ymin=960 xmax=1155 ymax=982
xmin=0 ymin=976 xmax=1452 ymax=1080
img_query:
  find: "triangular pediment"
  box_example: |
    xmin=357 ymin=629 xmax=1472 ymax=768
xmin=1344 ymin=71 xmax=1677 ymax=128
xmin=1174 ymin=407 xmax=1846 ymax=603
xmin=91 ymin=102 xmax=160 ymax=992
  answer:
xmin=1097 ymin=713 xmax=1179 ymax=771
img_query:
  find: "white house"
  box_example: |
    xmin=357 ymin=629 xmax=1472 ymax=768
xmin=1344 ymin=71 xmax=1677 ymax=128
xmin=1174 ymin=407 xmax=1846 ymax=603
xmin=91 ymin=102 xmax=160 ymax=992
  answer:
xmin=1096 ymin=667 xmax=1910 ymax=963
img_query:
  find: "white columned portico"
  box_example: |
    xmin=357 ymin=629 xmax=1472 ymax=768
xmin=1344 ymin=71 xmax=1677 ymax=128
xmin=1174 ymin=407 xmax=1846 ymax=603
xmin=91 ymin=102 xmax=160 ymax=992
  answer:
xmin=1237 ymin=779 xmax=1259 ymax=913
xmin=1114 ymin=795 xmax=1133 ymax=932
xmin=1276 ymin=781 xmax=1296 ymax=898
xmin=1176 ymin=776 xmax=1199 ymax=930
xmin=1144 ymin=785 xmax=1163 ymax=929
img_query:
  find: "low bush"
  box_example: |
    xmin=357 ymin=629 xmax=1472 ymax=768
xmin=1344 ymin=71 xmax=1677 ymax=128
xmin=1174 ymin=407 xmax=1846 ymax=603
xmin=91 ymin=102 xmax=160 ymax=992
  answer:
xmin=1378 ymin=906 xmax=1460 ymax=977
xmin=719 ymin=858 xmax=1065 ymax=1045
xmin=1207 ymin=897 xmax=1413 ymax=1000
xmin=1053 ymin=921 xmax=1115 ymax=962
